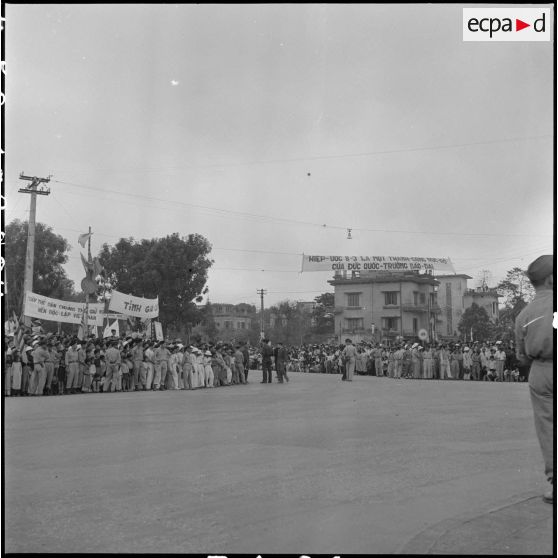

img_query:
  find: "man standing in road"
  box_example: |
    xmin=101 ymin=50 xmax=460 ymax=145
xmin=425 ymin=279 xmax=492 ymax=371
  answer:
xmin=104 ymin=341 xmax=122 ymax=393
xmin=342 ymin=338 xmax=357 ymax=382
xmin=275 ymin=341 xmax=288 ymax=383
xmin=241 ymin=342 xmax=250 ymax=382
xmin=261 ymin=338 xmax=274 ymax=384
xmin=515 ymin=255 xmax=554 ymax=504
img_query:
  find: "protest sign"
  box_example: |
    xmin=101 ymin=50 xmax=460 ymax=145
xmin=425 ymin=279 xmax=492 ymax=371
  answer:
xmin=301 ymin=255 xmax=455 ymax=273
xmin=108 ymin=290 xmax=159 ymax=319
xmin=23 ymin=292 xmax=105 ymax=326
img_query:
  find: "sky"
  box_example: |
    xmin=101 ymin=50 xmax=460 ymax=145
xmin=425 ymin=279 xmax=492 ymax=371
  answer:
xmin=4 ymin=3 xmax=555 ymax=309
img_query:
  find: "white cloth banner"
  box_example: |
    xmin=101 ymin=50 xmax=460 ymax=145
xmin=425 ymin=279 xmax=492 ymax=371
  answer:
xmin=153 ymin=321 xmax=164 ymax=341
xmin=23 ymin=292 xmax=105 ymax=326
xmin=103 ymin=320 xmax=120 ymax=339
xmin=108 ymin=290 xmax=159 ymax=319
xmin=301 ymin=255 xmax=455 ymax=273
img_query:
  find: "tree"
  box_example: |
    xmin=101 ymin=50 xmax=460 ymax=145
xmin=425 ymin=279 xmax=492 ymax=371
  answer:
xmin=458 ymin=303 xmax=493 ymax=342
xmin=266 ymin=300 xmax=313 ymax=345
xmin=97 ymin=233 xmax=213 ymax=332
xmin=497 ymin=267 xmax=535 ymax=320
xmin=311 ymin=292 xmax=335 ymax=334
xmin=5 ymin=219 xmax=76 ymax=316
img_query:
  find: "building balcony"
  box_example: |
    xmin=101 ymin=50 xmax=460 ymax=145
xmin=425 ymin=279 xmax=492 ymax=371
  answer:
xmin=400 ymin=303 xmax=442 ymax=313
xmin=342 ymin=327 xmax=367 ymax=334
xmin=382 ymin=305 xmax=400 ymax=310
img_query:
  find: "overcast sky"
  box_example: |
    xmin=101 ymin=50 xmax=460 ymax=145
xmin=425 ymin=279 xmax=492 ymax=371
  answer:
xmin=5 ymin=3 xmax=555 ymax=308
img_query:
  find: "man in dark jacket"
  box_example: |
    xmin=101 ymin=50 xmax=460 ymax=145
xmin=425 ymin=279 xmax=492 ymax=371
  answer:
xmin=261 ymin=338 xmax=274 ymax=384
xmin=275 ymin=341 xmax=289 ymax=383
xmin=241 ymin=342 xmax=250 ymax=382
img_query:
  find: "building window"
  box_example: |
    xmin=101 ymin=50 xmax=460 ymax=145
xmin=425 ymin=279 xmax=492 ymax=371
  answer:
xmin=430 ymin=292 xmax=437 ymax=306
xmin=384 ymin=291 xmax=398 ymax=305
xmin=420 ymin=293 xmax=426 ymax=305
xmin=346 ymin=318 xmax=363 ymax=331
xmin=413 ymin=318 xmax=418 ymax=334
xmin=347 ymin=293 xmax=361 ymax=307
xmin=225 ymin=321 xmax=231 ymax=329
xmin=413 ymin=291 xmax=419 ymax=305
xmin=492 ymin=302 xmax=497 ymax=315
xmin=240 ymin=322 xmax=245 ymax=329
xmin=382 ymin=317 xmax=399 ymax=331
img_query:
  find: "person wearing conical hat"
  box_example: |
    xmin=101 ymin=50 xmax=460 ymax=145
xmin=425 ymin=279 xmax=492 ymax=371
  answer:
xmin=65 ymin=339 xmax=80 ymax=394
xmin=203 ymin=350 xmax=214 ymax=388
xmin=515 ymin=255 xmax=554 ymax=504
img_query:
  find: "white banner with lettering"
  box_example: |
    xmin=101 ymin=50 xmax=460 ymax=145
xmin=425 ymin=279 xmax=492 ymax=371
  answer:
xmin=24 ymin=292 xmax=105 ymax=326
xmin=108 ymin=290 xmax=159 ymax=319
xmin=301 ymin=255 xmax=455 ymax=273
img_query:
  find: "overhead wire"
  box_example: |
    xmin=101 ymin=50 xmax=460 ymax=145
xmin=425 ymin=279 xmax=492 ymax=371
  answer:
xmin=50 ymin=133 xmax=552 ymax=174
xmin=51 ymin=179 xmax=553 ymax=239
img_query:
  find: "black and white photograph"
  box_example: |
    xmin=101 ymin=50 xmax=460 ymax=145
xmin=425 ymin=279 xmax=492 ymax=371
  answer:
xmin=2 ymin=3 xmax=555 ymax=555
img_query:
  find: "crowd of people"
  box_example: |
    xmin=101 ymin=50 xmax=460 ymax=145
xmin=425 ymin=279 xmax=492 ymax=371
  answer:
xmin=2 ymin=325 xmax=527 ymax=398
xmin=3 ymin=328 xmax=271 ymax=397
xmin=287 ymin=339 xmax=525 ymax=382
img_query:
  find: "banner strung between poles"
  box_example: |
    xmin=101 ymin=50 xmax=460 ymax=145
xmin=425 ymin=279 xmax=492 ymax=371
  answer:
xmin=23 ymin=292 xmax=105 ymax=326
xmin=108 ymin=290 xmax=159 ymax=319
xmin=301 ymin=255 xmax=455 ymax=273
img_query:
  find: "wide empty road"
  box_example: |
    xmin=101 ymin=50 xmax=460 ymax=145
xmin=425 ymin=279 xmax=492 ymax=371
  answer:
xmin=3 ymin=372 xmax=552 ymax=554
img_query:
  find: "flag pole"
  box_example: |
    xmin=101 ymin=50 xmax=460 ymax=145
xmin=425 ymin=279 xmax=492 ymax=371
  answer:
xmin=84 ymin=226 xmax=91 ymax=338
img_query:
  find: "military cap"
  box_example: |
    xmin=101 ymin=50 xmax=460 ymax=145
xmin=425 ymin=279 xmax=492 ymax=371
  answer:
xmin=526 ymin=255 xmax=553 ymax=284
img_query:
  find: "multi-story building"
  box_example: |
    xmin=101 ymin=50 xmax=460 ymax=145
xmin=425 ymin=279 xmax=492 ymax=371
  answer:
xmin=329 ymin=270 xmax=441 ymax=344
xmin=211 ymin=303 xmax=256 ymax=332
xmin=463 ymin=285 xmax=500 ymax=322
xmin=330 ymin=270 xmax=501 ymax=344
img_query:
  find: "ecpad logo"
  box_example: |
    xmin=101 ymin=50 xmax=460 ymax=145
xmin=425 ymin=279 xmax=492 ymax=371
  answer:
xmin=463 ymin=8 xmax=550 ymax=41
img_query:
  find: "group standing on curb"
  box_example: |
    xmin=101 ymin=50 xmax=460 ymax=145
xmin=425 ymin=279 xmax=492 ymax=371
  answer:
xmin=289 ymin=339 xmax=525 ymax=382
xmin=3 ymin=334 xmax=268 ymax=396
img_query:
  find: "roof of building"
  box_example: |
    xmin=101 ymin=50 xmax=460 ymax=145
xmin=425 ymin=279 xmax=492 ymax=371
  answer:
xmin=434 ymin=274 xmax=473 ymax=279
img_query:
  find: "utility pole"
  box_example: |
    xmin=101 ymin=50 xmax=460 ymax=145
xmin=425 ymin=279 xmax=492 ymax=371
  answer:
xmin=19 ymin=173 xmax=51 ymax=325
xmin=257 ymin=289 xmax=267 ymax=339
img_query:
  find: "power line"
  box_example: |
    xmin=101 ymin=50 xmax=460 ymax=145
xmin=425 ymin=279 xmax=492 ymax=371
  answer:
xmin=50 ymin=133 xmax=552 ymax=174
xmin=52 ymin=180 xmax=553 ymax=239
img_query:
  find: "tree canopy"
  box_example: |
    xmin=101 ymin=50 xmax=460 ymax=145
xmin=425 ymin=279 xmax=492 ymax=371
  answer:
xmin=458 ymin=302 xmax=493 ymax=342
xmin=5 ymin=219 xmax=76 ymax=316
xmin=311 ymin=292 xmax=335 ymax=334
xmin=97 ymin=233 xmax=213 ymax=331
xmin=497 ymin=267 xmax=534 ymax=317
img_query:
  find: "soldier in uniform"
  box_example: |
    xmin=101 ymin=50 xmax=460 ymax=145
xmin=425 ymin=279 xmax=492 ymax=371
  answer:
xmin=261 ymin=338 xmax=274 ymax=384
xmin=514 ymin=255 xmax=554 ymax=504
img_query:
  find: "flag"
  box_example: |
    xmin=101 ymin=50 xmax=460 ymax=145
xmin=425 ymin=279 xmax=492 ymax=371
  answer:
xmin=77 ymin=308 xmax=88 ymax=340
xmin=80 ymin=252 xmax=91 ymax=274
xmin=13 ymin=312 xmax=26 ymax=352
xmin=78 ymin=232 xmax=92 ymax=248
xmin=92 ymin=257 xmax=104 ymax=278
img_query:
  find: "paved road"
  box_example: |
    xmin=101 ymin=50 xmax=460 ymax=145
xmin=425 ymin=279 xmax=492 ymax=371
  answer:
xmin=4 ymin=372 xmax=554 ymax=554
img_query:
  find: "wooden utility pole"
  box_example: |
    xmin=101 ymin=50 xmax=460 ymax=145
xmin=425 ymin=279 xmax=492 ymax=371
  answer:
xmin=19 ymin=173 xmax=51 ymax=325
xmin=85 ymin=226 xmax=92 ymax=335
xmin=257 ymin=289 xmax=267 ymax=339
